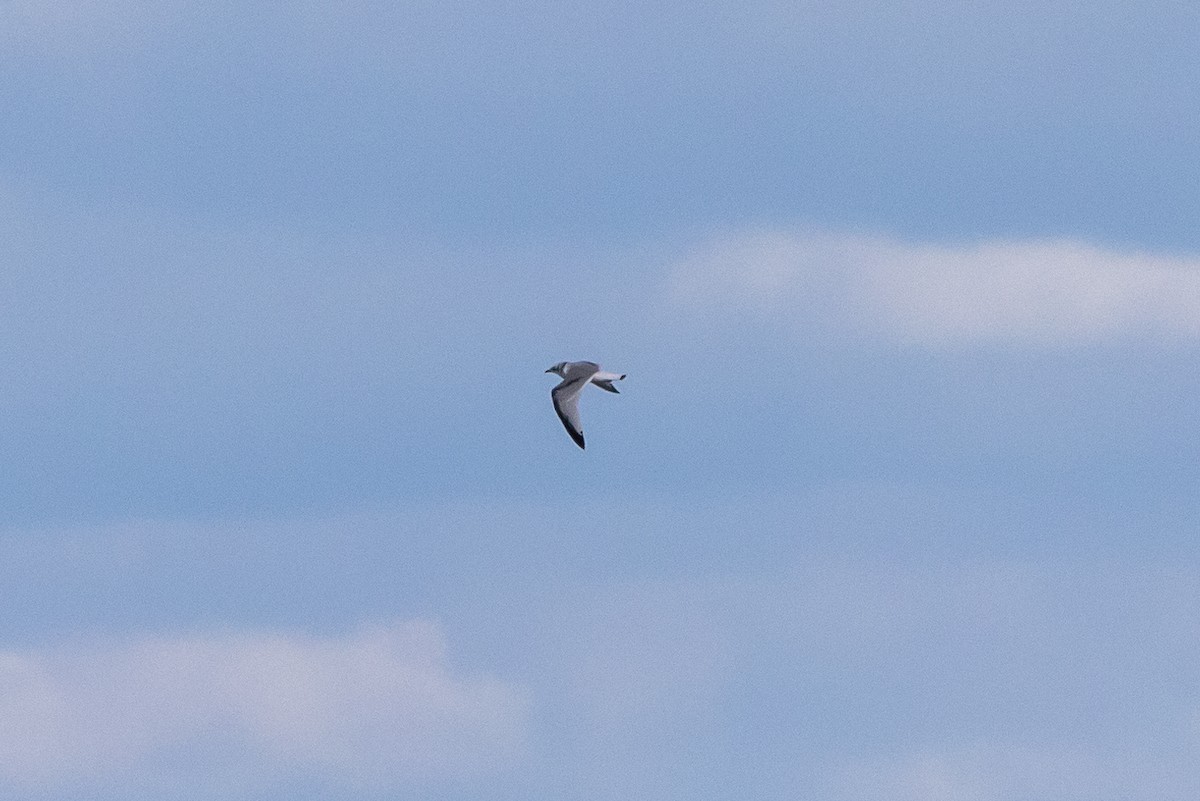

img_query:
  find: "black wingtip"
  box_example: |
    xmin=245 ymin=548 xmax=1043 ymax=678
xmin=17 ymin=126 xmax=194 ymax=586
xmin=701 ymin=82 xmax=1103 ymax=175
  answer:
xmin=554 ymin=403 xmax=586 ymax=449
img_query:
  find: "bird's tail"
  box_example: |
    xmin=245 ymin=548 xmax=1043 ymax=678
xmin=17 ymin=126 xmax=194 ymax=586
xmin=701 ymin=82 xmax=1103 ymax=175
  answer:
xmin=591 ymin=371 xmax=625 ymax=394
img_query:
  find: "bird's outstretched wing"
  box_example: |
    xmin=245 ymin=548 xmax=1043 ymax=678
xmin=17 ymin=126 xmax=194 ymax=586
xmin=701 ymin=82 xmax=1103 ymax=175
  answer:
xmin=551 ymin=364 xmax=599 ymax=449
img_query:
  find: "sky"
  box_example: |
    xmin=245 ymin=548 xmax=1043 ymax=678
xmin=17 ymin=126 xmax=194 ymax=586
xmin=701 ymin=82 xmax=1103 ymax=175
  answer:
xmin=1 ymin=1 xmax=1199 ymax=798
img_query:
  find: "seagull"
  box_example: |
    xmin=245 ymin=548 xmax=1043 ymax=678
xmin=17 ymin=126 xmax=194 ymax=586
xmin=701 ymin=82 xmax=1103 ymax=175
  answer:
xmin=545 ymin=361 xmax=626 ymax=449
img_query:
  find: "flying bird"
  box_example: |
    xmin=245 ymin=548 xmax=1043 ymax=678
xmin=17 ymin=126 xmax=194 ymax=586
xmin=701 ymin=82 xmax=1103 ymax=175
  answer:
xmin=545 ymin=361 xmax=625 ymax=449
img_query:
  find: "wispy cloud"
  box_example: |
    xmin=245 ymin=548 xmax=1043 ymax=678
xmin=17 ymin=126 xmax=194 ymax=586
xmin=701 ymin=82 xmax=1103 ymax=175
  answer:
xmin=0 ymin=621 xmax=527 ymax=792
xmin=837 ymin=739 xmax=1200 ymax=801
xmin=670 ymin=229 xmax=1200 ymax=346
xmin=547 ymin=557 xmax=1200 ymax=800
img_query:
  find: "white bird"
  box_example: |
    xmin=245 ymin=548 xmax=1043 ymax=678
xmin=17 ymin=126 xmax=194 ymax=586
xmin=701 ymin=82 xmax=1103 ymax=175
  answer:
xmin=545 ymin=361 xmax=626 ymax=449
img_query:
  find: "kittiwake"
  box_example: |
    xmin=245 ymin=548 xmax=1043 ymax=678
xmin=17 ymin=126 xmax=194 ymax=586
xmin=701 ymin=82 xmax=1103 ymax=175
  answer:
xmin=545 ymin=361 xmax=626 ymax=449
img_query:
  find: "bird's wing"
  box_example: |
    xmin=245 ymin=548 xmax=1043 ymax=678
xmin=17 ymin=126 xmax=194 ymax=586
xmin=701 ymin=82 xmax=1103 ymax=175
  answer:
xmin=567 ymin=360 xmax=600 ymax=375
xmin=551 ymin=366 xmax=599 ymax=449
xmin=592 ymin=379 xmax=619 ymax=394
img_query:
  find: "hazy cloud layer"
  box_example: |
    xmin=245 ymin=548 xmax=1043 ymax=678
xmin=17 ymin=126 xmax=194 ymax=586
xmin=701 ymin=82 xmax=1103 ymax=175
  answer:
xmin=671 ymin=229 xmax=1200 ymax=345
xmin=5 ymin=2 xmax=1193 ymax=243
xmin=838 ymin=740 xmax=1200 ymax=801
xmin=554 ymin=559 xmax=1200 ymax=801
xmin=3 ymin=501 xmax=1200 ymax=800
xmin=0 ymin=621 xmax=527 ymax=792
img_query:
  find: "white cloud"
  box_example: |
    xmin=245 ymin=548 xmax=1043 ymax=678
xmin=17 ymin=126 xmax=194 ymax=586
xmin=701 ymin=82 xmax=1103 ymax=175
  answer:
xmin=670 ymin=229 xmax=1200 ymax=345
xmin=0 ymin=621 xmax=527 ymax=792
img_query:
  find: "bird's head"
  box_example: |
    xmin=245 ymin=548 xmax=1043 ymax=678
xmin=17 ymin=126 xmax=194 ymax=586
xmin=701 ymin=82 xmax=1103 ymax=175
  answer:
xmin=545 ymin=362 xmax=567 ymax=376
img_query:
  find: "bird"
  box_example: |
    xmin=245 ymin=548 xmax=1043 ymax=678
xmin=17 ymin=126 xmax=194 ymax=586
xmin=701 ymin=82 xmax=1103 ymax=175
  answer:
xmin=545 ymin=361 xmax=626 ymax=449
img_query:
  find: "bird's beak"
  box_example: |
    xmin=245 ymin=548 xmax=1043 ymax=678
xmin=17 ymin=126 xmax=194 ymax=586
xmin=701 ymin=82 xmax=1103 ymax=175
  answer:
xmin=544 ymin=368 xmax=553 ymax=373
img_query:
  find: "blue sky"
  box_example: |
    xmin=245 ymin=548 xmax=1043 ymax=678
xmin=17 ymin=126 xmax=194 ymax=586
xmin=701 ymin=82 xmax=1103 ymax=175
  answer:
xmin=2 ymin=1 xmax=1199 ymax=798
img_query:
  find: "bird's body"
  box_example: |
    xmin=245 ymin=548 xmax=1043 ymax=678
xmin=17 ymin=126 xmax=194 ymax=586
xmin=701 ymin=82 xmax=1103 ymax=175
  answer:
xmin=545 ymin=361 xmax=626 ymax=449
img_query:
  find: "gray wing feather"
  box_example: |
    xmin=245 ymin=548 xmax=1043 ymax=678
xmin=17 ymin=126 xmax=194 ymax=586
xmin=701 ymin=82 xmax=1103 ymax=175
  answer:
xmin=564 ymin=361 xmax=600 ymax=378
xmin=551 ymin=367 xmax=599 ymax=449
